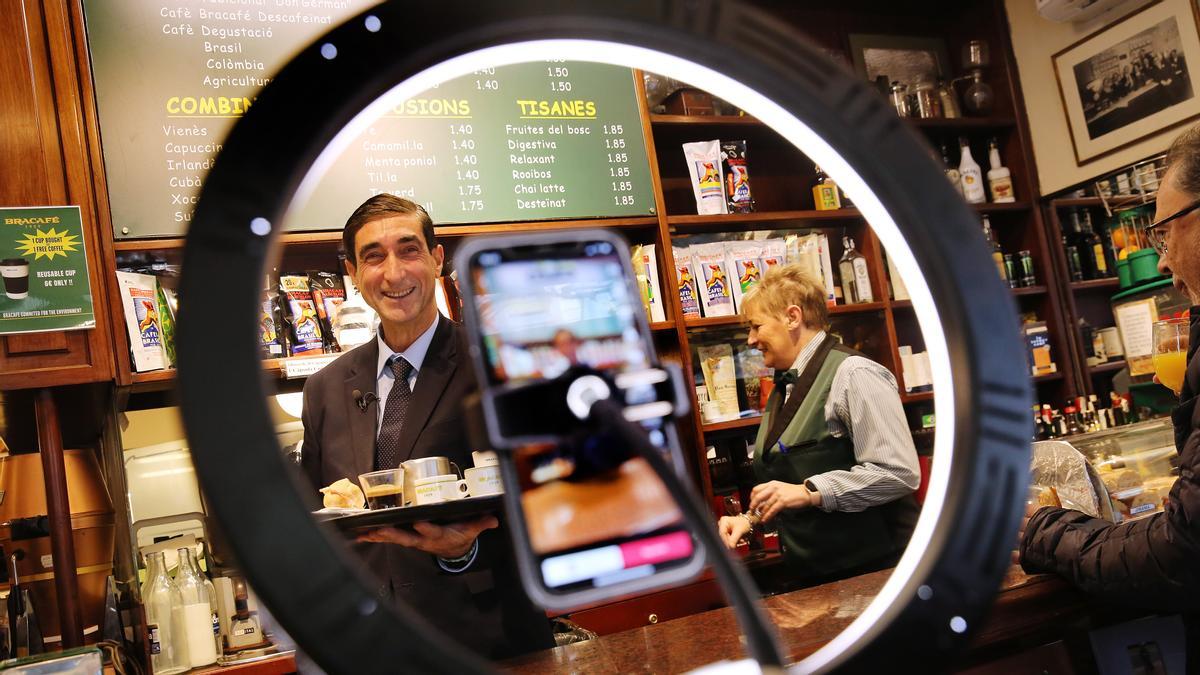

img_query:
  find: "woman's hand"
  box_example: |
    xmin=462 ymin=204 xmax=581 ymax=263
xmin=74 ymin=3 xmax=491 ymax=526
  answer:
xmin=749 ymin=480 xmax=818 ymax=522
xmin=718 ymin=515 xmax=751 ymax=549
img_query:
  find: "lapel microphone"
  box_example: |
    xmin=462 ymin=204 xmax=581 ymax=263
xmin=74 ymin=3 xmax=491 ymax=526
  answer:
xmin=352 ymin=389 xmax=379 ymax=412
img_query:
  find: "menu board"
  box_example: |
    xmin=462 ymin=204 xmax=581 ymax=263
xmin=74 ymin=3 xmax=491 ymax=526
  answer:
xmin=83 ymin=2 xmax=655 ymax=238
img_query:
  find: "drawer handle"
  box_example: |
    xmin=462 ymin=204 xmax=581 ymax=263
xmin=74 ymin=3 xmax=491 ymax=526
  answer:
xmin=648 ymin=613 xmax=658 ymax=624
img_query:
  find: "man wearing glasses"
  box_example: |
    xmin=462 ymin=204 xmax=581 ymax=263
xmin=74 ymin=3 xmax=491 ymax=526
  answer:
xmin=1019 ymin=124 xmax=1200 ymax=661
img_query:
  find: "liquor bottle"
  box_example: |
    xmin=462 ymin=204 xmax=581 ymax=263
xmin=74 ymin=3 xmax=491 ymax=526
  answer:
xmin=141 ymin=551 xmax=189 ymax=674
xmin=812 ymin=165 xmax=842 ymax=211
xmin=941 ymin=143 xmax=962 ymax=196
xmin=981 ymin=216 xmax=1006 ymax=282
xmin=1040 ymin=404 xmax=1057 ymax=438
xmin=986 ymin=138 xmax=1015 ymax=203
xmin=838 ymin=235 xmax=873 ymax=304
xmin=1080 ymin=211 xmax=1110 ymax=278
xmin=1064 ymin=405 xmax=1083 ymax=436
xmin=958 ymin=137 xmax=986 ymax=204
xmin=175 ymin=548 xmax=218 ymax=667
xmin=1063 ymin=235 xmax=1084 ymax=282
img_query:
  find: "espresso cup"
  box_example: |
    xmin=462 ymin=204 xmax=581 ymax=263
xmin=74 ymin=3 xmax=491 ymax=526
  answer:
xmin=464 ymin=465 xmax=503 ymax=496
xmin=358 ymin=468 xmax=404 ymax=510
xmin=1 ymin=258 xmax=29 ymax=300
xmin=412 ymin=474 xmax=469 ymax=505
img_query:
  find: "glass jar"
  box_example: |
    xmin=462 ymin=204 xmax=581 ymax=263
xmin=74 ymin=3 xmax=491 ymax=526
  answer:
xmin=913 ymin=78 xmax=942 ymax=119
xmin=889 ymin=81 xmax=910 ymax=117
xmin=936 ymin=78 xmax=961 ymax=119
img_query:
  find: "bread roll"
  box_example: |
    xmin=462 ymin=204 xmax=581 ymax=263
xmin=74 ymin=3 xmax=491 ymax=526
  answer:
xmin=1113 ymin=469 xmax=1143 ymax=490
xmin=320 ymin=478 xmax=365 ymax=509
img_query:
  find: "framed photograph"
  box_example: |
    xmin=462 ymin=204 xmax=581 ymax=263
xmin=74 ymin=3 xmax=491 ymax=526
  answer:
xmin=848 ymin=34 xmax=951 ymax=85
xmin=1053 ymin=0 xmax=1200 ymax=164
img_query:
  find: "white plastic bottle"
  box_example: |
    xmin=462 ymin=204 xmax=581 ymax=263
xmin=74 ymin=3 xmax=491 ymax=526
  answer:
xmin=958 ymin=137 xmax=986 ymax=204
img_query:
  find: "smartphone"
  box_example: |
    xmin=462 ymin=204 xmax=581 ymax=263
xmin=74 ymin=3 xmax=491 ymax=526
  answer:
xmin=455 ymin=230 xmax=704 ymax=609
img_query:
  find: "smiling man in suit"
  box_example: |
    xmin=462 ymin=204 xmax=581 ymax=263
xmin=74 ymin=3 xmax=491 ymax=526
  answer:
xmin=300 ymin=194 xmax=552 ymax=659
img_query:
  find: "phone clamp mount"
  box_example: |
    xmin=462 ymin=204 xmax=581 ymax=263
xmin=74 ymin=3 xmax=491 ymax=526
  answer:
xmin=466 ymin=363 xmax=788 ymax=670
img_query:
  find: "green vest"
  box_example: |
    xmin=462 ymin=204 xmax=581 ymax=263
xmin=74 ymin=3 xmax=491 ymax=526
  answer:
xmin=754 ymin=335 xmax=918 ymax=579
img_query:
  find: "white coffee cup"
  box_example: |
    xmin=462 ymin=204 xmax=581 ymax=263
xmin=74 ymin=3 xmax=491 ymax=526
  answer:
xmin=412 ymin=474 xmax=469 ymax=505
xmin=472 ymin=450 xmax=498 ymax=467
xmin=464 ymin=465 xmax=503 ymax=496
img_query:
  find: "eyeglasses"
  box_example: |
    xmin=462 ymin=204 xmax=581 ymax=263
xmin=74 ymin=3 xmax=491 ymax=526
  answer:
xmin=1144 ymin=200 xmax=1200 ymax=254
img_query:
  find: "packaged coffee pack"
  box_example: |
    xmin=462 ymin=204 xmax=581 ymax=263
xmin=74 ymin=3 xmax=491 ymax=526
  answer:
xmin=692 ymin=243 xmax=735 ymax=317
xmin=280 ymin=275 xmax=324 ymax=355
xmin=259 ymin=291 xmax=287 ymax=359
xmin=637 ymin=244 xmax=667 ymax=323
xmin=683 ymin=140 xmax=728 ymax=215
xmin=724 ymin=241 xmax=763 ymax=313
xmin=308 ymin=270 xmax=346 ymax=353
xmin=674 ymin=246 xmax=702 ymax=319
xmin=721 ymin=140 xmax=754 ymax=213
xmin=154 ymin=281 xmax=177 ymax=368
xmin=116 ymin=271 xmax=166 ymax=372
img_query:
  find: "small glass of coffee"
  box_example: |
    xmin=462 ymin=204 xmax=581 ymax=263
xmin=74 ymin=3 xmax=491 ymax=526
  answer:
xmin=358 ymin=468 xmax=404 ymax=509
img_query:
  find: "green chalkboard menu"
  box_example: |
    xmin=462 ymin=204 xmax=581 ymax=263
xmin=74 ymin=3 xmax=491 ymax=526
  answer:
xmin=83 ymin=2 xmax=655 ymax=239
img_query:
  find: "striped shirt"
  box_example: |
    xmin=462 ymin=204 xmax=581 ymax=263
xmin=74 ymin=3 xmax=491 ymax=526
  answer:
xmin=782 ymin=331 xmax=921 ymax=513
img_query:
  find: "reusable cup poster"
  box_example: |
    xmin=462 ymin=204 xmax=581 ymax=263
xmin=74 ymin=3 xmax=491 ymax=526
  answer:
xmin=0 ymin=206 xmax=95 ymax=335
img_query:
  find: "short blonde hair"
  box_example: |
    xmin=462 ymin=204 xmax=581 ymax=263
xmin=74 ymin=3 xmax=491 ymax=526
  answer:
xmin=740 ymin=264 xmax=829 ymax=330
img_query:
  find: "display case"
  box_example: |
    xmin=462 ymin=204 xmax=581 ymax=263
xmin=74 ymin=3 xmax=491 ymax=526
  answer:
xmin=1066 ymin=417 xmax=1179 ymax=523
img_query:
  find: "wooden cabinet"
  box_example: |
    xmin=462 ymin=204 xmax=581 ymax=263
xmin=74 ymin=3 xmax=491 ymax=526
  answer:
xmin=566 ymin=577 xmax=727 ymax=636
xmin=0 ymin=0 xmax=115 ymax=390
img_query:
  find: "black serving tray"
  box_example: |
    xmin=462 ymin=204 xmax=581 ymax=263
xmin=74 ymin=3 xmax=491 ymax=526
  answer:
xmin=315 ymin=494 xmax=504 ymax=532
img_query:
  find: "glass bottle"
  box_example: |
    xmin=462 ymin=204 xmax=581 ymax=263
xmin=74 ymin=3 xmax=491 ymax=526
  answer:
xmin=913 ymin=77 xmax=942 ymax=119
xmin=958 ymin=137 xmax=986 ymax=204
xmin=838 ymin=235 xmax=873 ymax=304
xmin=889 ymin=81 xmax=910 ymax=117
xmin=1080 ymin=211 xmax=1110 ymax=278
xmin=981 ymin=216 xmax=1006 ymax=282
xmin=963 ymin=69 xmax=994 ymax=116
xmin=812 ymin=164 xmax=842 ymax=211
xmin=141 ymin=551 xmax=188 ymax=675
xmin=941 ymin=143 xmax=962 ymax=196
xmin=175 ymin=547 xmax=218 ymax=667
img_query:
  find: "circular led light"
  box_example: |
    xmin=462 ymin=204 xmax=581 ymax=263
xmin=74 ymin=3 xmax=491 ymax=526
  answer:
xmin=178 ymin=2 xmax=1032 ymax=672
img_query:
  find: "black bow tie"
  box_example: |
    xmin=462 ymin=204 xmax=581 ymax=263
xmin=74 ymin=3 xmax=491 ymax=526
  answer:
xmin=773 ymin=369 xmax=798 ymax=387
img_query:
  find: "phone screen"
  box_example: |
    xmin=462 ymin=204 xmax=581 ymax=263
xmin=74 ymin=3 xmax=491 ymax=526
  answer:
xmin=467 ymin=239 xmax=696 ymax=594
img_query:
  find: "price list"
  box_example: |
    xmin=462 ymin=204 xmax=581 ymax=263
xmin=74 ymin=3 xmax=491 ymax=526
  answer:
xmin=289 ymin=60 xmax=654 ymax=229
xmin=84 ymin=0 xmax=655 ymax=238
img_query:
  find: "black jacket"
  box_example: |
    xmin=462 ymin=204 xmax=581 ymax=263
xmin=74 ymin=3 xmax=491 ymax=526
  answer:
xmin=301 ymin=318 xmax=552 ymax=659
xmin=1020 ymin=309 xmax=1200 ymax=652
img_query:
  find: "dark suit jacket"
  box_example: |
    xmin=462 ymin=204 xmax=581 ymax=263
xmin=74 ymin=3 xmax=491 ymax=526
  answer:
xmin=300 ymin=317 xmax=552 ymax=659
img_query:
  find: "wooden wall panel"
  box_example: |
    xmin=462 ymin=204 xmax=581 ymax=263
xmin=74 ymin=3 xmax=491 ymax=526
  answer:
xmin=0 ymin=0 xmax=115 ymax=389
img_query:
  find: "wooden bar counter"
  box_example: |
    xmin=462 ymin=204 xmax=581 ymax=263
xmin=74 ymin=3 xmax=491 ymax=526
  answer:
xmin=504 ymin=567 xmax=1105 ymax=673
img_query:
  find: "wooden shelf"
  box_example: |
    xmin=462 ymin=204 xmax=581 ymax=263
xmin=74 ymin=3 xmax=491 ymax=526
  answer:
xmin=1049 ymin=196 xmax=1105 ymax=208
xmin=667 ymin=209 xmax=861 ymax=233
xmin=890 ymin=299 xmax=913 ymax=309
xmin=701 ymin=416 xmax=762 ymax=434
xmin=1034 ymin=372 xmax=1064 ymax=383
xmin=1070 ymin=277 xmax=1120 ymax=291
xmin=1089 ymin=359 xmax=1127 ymax=375
xmin=113 ymin=217 xmax=660 ymax=251
xmin=649 ymin=113 xmax=762 ymax=126
xmin=126 ymin=352 xmax=335 ymax=389
xmin=684 ymin=302 xmax=885 ymax=329
xmin=907 ymin=116 xmax=1017 ymax=130
xmin=1012 ymin=285 xmax=1048 ymax=296
xmin=650 ymin=321 xmax=675 ymax=332
xmin=975 ymin=202 xmax=1032 ymax=213
xmin=900 ymin=390 xmax=934 ymax=404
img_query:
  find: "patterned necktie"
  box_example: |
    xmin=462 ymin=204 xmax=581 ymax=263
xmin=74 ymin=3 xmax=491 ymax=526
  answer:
xmin=375 ymin=355 xmax=413 ymax=470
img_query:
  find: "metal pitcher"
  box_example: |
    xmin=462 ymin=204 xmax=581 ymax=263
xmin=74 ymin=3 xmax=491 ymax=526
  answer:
xmin=400 ymin=457 xmax=460 ymax=506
